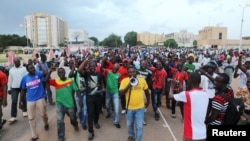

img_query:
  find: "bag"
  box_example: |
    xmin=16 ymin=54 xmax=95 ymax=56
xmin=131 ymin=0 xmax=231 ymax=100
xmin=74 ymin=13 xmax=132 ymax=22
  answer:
xmin=220 ymin=94 xmax=245 ymax=125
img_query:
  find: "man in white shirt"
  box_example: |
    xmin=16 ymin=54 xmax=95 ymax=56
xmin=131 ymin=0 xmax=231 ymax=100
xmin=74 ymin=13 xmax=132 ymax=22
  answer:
xmin=8 ymin=58 xmax=28 ymax=123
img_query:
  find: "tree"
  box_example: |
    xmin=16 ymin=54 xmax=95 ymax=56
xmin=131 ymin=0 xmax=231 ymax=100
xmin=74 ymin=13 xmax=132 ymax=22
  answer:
xmin=193 ymin=40 xmax=197 ymax=48
xmin=101 ymin=34 xmax=122 ymax=47
xmin=71 ymin=32 xmax=81 ymax=43
xmin=89 ymin=36 xmax=99 ymax=46
xmin=124 ymin=31 xmax=137 ymax=47
xmin=164 ymin=39 xmax=178 ymax=48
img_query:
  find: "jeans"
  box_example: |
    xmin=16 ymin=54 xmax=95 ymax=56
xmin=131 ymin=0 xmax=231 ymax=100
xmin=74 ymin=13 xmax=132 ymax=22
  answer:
xmin=56 ymin=104 xmax=78 ymax=140
xmin=106 ymin=92 xmax=120 ymax=124
xmin=126 ymin=108 xmax=144 ymax=141
xmin=152 ymin=88 xmax=163 ymax=113
xmin=27 ymin=98 xmax=48 ymax=138
xmin=86 ymin=95 xmax=101 ymax=133
xmin=11 ymin=88 xmax=27 ymax=117
xmin=74 ymin=92 xmax=87 ymax=126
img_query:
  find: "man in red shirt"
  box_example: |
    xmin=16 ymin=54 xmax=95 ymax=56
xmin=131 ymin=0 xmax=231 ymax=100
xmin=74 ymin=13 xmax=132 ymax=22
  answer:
xmin=0 ymin=69 xmax=8 ymax=130
xmin=118 ymin=58 xmax=129 ymax=114
xmin=150 ymin=61 xmax=167 ymax=121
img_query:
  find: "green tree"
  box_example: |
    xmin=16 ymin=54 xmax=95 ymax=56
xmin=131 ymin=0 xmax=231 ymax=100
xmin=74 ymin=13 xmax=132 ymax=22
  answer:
xmin=89 ymin=36 xmax=99 ymax=46
xmin=0 ymin=34 xmax=28 ymax=49
xmin=124 ymin=31 xmax=137 ymax=47
xmin=101 ymin=33 xmax=122 ymax=47
xmin=193 ymin=40 xmax=197 ymax=48
xmin=164 ymin=39 xmax=178 ymax=48
xmin=137 ymin=41 xmax=144 ymax=45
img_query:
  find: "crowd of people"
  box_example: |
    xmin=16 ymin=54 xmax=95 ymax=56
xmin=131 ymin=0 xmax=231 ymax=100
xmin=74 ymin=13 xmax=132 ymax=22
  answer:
xmin=0 ymin=46 xmax=250 ymax=141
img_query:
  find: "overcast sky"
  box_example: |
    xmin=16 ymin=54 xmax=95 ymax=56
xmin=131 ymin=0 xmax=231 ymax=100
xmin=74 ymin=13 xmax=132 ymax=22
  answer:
xmin=0 ymin=0 xmax=249 ymax=41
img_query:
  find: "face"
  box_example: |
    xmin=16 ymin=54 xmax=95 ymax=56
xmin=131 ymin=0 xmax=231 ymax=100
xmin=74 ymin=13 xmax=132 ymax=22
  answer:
xmin=214 ymin=75 xmax=224 ymax=90
xmin=89 ymin=62 xmax=96 ymax=73
xmin=27 ymin=65 xmax=36 ymax=75
xmin=57 ymin=68 xmax=66 ymax=79
xmin=112 ymin=64 xmax=120 ymax=73
xmin=156 ymin=62 xmax=162 ymax=69
xmin=128 ymin=67 xmax=137 ymax=78
xmin=28 ymin=59 xmax=33 ymax=65
xmin=140 ymin=61 xmax=147 ymax=70
xmin=188 ymin=56 xmax=194 ymax=63
xmin=14 ymin=59 xmax=20 ymax=67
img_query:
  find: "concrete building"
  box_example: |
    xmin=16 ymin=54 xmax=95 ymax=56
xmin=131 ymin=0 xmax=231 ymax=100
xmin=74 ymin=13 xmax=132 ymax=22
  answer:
xmin=165 ymin=30 xmax=196 ymax=47
xmin=24 ymin=12 xmax=68 ymax=48
xmin=197 ymin=26 xmax=250 ymax=49
xmin=137 ymin=32 xmax=165 ymax=46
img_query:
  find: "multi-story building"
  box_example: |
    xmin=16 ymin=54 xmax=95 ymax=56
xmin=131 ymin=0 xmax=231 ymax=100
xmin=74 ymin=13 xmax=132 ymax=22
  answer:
xmin=137 ymin=32 xmax=165 ymax=46
xmin=165 ymin=30 xmax=196 ymax=47
xmin=197 ymin=26 xmax=250 ymax=49
xmin=24 ymin=12 xmax=68 ymax=48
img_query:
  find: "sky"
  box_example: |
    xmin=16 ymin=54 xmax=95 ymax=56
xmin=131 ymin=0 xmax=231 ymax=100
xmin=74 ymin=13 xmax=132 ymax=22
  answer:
xmin=0 ymin=0 xmax=250 ymax=41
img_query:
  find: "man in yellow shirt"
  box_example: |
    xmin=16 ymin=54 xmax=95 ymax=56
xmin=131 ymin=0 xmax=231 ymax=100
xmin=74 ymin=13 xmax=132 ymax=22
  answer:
xmin=119 ymin=66 xmax=150 ymax=141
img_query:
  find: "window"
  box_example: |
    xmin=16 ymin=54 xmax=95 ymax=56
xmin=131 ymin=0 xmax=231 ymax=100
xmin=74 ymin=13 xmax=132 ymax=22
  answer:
xmin=219 ymin=32 xmax=222 ymax=39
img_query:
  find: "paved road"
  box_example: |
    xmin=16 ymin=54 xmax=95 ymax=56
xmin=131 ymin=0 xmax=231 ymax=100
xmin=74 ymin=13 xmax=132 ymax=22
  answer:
xmin=0 ymin=71 xmax=240 ymax=141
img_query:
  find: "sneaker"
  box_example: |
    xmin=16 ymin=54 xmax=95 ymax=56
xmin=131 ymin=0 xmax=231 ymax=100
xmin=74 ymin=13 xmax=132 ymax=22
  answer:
xmin=0 ymin=119 xmax=7 ymax=130
xmin=58 ymin=138 xmax=65 ymax=141
xmin=82 ymin=125 xmax=87 ymax=130
xmin=44 ymin=124 xmax=49 ymax=131
xmin=155 ymin=113 xmax=160 ymax=121
xmin=143 ymin=121 xmax=147 ymax=126
xmin=106 ymin=114 xmax=111 ymax=119
xmin=171 ymin=114 xmax=176 ymax=118
xmin=8 ymin=117 xmax=17 ymax=123
xmin=30 ymin=137 xmax=39 ymax=141
xmin=121 ymin=110 xmax=126 ymax=114
xmin=114 ymin=123 xmax=121 ymax=128
xmin=127 ymin=136 xmax=135 ymax=141
xmin=88 ymin=133 xmax=94 ymax=140
xmin=23 ymin=112 xmax=28 ymax=117
xmin=94 ymin=123 xmax=100 ymax=129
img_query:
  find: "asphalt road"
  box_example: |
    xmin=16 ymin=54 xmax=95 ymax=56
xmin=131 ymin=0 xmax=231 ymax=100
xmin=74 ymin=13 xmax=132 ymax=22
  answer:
xmin=0 ymin=71 xmax=240 ymax=141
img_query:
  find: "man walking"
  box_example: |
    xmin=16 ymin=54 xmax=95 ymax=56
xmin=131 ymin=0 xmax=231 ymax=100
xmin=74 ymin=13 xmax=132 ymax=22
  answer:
xmin=19 ymin=59 xmax=49 ymax=141
xmin=8 ymin=58 xmax=28 ymax=123
xmin=119 ymin=66 xmax=150 ymax=141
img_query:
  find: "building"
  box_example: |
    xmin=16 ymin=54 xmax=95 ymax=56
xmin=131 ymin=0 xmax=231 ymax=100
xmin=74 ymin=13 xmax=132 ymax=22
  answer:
xmin=68 ymin=29 xmax=94 ymax=47
xmin=197 ymin=26 xmax=250 ymax=49
xmin=165 ymin=30 xmax=196 ymax=47
xmin=137 ymin=32 xmax=165 ymax=46
xmin=24 ymin=12 xmax=68 ymax=48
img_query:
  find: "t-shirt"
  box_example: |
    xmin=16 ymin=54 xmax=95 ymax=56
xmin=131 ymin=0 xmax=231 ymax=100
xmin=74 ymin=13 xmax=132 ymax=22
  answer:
xmin=119 ymin=77 xmax=148 ymax=110
xmin=20 ymin=71 xmax=46 ymax=102
xmin=49 ymin=78 xmax=78 ymax=108
xmin=174 ymin=89 xmax=209 ymax=140
xmin=184 ymin=63 xmax=195 ymax=75
xmin=151 ymin=67 xmax=167 ymax=89
xmin=0 ymin=71 xmax=7 ymax=98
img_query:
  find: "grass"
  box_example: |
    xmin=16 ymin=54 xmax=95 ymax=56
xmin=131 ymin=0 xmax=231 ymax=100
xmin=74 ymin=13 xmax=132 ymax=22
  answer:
xmin=0 ymin=58 xmax=7 ymax=63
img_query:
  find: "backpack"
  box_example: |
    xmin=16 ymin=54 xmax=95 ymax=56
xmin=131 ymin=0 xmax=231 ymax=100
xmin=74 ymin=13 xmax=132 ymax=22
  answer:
xmin=220 ymin=94 xmax=245 ymax=125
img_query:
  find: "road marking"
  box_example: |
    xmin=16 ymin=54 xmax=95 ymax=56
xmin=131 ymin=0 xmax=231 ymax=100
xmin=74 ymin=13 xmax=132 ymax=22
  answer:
xmin=158 ymin=108 xmax=178 ymax=141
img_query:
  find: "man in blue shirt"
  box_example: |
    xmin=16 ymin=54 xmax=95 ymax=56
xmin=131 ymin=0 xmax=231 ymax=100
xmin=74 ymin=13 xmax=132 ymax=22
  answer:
xmin=19 ymin=58 xmax=49 ymax=141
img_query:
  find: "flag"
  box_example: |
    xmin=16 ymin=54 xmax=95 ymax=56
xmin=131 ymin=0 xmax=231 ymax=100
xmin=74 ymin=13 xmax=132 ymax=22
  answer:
xmin=66 ymin=46 xmax=71 ymax=56
xmin=48 ymin=49 xmax=54 ymax=60
xmin=8 ymin=50 xmax=15 ymax=66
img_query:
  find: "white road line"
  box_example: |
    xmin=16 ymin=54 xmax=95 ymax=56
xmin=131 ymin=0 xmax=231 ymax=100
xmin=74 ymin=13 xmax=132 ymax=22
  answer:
xmin=158 ymin=108 xmax=178 ymax=141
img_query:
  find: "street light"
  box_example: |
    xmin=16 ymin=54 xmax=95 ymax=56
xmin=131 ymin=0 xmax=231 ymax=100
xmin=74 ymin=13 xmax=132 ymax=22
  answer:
xmin=238 ymin=3 xmax=250 ymax=51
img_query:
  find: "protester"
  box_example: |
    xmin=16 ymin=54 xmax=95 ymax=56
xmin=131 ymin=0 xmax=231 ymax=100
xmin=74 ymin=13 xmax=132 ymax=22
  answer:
xmin=8 ymin=58 xmax=28 ymax=123
xmin=0 ymin=68 xmax=7 ymax=130
xmin=47 ymin=67 xmax=79 ymax=141
xmin=19 ymin=59 xmax=49 ymax=141
xmin=119 ymin=66 xmax=150 ymax=141
xmin=169 ymin=72 xmax=209 ymax=141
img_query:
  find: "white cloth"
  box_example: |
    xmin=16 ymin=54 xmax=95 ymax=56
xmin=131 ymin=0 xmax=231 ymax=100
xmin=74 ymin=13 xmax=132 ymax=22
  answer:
xmin=8 ymin=66 xmax=27 ymax=90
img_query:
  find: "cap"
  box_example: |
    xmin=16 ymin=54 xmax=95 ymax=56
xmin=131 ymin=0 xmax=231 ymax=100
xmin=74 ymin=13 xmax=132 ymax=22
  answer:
xmin=122 ymin=58 xmax=128 ymax=62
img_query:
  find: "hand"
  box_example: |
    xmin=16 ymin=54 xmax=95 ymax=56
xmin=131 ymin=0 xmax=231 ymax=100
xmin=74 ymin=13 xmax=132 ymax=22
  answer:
xmin=33 ymin=58 xmax=40 ymax=64
xmin=19 ymin=102 xmax=23 ymax=110
xmin=8 ymin=90 xmax=11 ymax=95
xmin=2 ymin=99 xmax=7 ymax=107
xmin=145 ymin=101 xmax=150 ymax=108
